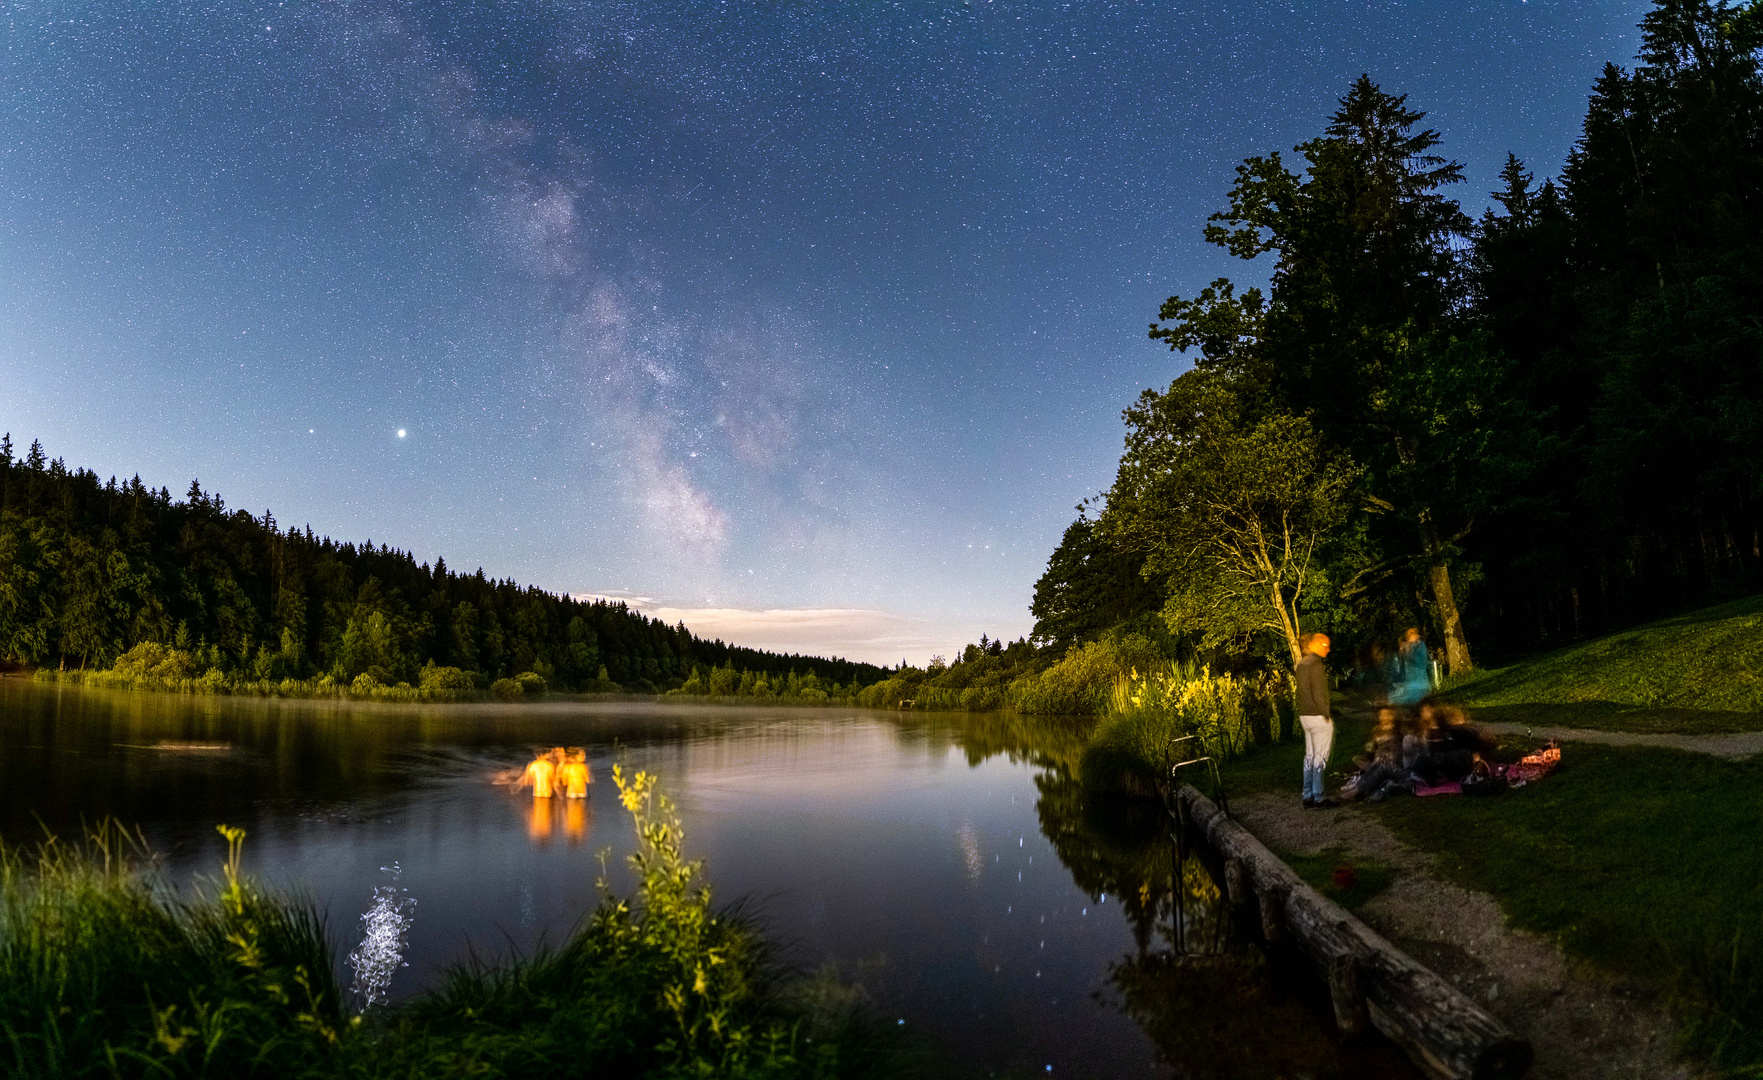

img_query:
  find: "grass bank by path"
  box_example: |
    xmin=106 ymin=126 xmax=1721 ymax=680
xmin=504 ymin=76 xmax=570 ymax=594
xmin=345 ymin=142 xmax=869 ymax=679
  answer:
xmin=1216 ymin=705 xmax=1763 ymax=1073
xmin=1478 ymin=721 xmax=1763 ymax=760
xmin=1444 ymin=594 xmax=1763 ymax=733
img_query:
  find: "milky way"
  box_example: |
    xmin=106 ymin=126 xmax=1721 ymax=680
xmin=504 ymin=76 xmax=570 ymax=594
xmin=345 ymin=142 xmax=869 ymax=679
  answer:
xmin=1 ymin=0 xmax=1646 ymax=661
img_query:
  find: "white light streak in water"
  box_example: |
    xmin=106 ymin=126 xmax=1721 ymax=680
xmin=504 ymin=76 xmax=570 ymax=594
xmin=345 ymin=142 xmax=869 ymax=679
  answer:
xmin=347 ymin=862 xmax=416 ymax=1011
xmin=957 ymin=821 xmax=982 ymax=883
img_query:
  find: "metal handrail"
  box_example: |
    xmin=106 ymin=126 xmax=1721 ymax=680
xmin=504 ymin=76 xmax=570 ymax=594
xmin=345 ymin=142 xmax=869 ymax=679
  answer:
xmin=1162 ymin=733 xmax=1229 ymax=820
xmin=1160 ymin=733 xmax=1233 ymax=955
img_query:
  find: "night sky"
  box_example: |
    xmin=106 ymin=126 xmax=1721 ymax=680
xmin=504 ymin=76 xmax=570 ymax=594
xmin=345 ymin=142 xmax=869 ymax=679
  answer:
xmin=2 ymin=1 xmax=1647 ymax=663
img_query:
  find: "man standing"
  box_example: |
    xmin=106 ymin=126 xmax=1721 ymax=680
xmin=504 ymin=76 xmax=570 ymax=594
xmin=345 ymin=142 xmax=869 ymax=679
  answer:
xmin=1296 ymin=632 xmax=1336 ymax=809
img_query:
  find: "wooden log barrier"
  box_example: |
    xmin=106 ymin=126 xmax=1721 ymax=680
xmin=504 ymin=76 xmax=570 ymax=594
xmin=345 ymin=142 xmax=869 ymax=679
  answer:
xmin=1174 ymin=784 xmax=1532 ymax=1080
xmin=1328 ymin=953 xmax=1369 ymax=1039
xmin=1224 ymin=857 xmax=1248 ymax=905
xmin=1258 ymin=883 xmax=1286 ymax=943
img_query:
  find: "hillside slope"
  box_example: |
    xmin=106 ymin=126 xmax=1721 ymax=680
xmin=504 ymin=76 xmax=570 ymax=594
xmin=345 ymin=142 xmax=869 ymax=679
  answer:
xmin=1445 ymin=595 xmax=1763 ymax=733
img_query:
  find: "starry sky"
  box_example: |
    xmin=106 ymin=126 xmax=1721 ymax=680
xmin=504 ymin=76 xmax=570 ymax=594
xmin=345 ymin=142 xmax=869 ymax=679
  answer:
xmin=2 ymin=0 xmax=1649 ymax=664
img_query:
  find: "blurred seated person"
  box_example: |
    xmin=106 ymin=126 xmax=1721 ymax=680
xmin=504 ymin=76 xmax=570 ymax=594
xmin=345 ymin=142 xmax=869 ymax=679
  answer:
xmin=1421 ymin=703 xmax=1493 ymax=782
xmin=1342 ymin=707 xmax=1408 ymax=801
xmin=1402 ymin=707 xmax=1442 ymax=785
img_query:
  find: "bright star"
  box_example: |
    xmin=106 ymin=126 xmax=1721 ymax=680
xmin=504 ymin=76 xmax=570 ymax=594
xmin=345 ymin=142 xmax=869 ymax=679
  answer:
xmin=397 ymin=429 xmax=407 ymax=438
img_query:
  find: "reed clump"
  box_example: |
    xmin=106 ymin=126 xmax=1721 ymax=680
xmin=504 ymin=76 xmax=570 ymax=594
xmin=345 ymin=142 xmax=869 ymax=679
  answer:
xmin=1079 ymin=663 xmax=1293 ymax=795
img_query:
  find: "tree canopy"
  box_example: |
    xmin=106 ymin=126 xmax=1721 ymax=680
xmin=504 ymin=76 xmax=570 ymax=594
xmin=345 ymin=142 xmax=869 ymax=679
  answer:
xmin=1102 ymin=368 xmax=1356 ymax=664
xmin=0 ymin=437 xmax=885 ymax=692
xmin=1036 ymin=0 xmax=1763 ymax=672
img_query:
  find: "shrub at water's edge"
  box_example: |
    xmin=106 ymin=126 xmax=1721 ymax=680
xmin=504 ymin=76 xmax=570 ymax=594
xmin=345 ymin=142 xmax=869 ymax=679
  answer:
xmin=33 ymin=642 xmax=555 ymax=704
xmin=0 ymin=780 xmax=915 ymax=1080
xmin=35 ymin=639 xmax=879 ymax=707
xmin=841 ymin=632 xmax=1169 ymax=716
xmin=1008 ymin=634 xmax=1168 ymax=715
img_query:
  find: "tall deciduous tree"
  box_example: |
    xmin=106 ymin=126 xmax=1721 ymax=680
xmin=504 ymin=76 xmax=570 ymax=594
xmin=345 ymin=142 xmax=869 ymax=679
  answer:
xmin=1102 ymin=367 xmax=1358 ymax=665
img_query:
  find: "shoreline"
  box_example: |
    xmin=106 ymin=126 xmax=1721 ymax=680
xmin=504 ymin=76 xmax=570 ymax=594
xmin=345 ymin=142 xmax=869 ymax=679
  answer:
xmin=1185 ymin=695 xmax=1757 ymax=1077
xmin=1227 ymin=789 xmax=1690 ymax=1079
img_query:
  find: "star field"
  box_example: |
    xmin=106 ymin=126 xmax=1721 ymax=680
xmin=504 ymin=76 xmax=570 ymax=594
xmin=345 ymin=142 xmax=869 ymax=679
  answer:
xmin=0 ymin=0 xmax=1648 ymax=661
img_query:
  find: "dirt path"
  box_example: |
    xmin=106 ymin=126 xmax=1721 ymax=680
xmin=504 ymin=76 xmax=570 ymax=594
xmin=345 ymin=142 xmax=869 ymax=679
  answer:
xmin=1231 ymin=791 xmax=1699 ymax=1080
xmin=1481 ymin=722 xmax=1763 ymax=760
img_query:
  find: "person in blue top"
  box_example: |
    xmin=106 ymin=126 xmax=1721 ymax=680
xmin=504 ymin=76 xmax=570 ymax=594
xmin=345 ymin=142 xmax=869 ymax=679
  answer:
xmin=1390 ymin=627 xmax=1432 ymax=706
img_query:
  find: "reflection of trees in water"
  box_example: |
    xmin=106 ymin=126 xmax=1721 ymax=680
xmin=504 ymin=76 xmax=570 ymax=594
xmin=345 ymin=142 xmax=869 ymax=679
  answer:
xmin=1113 ymin=949 xmax=1357 ymax=1080
xmin=1024 ymin=755 xmax=1419 ymax=1080
xmin=897 ymin=709 xmax=1097 ymax=775
xmin=1034 ymin=765 xmax=1176 ymax=951
xmin=1029 ymin=757 xmax=1233 ymax=954
xmin=900 ymin=712 xmax=1418 ymax=1079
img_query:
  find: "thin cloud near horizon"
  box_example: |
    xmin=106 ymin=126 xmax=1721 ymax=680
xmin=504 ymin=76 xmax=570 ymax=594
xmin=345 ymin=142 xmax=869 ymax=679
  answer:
xmin=572 ymin=596 xmax=955 ymax=666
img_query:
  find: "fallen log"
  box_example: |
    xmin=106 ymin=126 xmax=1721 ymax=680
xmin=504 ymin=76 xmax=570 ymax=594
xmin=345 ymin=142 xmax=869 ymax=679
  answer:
xmin=1173 ymin=783 xmax=1532 ymax=1080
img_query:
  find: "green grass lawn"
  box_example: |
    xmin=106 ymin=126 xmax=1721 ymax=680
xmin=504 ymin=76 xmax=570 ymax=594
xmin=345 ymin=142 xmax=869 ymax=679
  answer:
xmin=1443 ymin=594 xmax=1763 ymax=733
xmin=1217 ymin=716 xmax=1763 ymax=1072
xmin=1281 ymin=846 xmax=1396 ymax=912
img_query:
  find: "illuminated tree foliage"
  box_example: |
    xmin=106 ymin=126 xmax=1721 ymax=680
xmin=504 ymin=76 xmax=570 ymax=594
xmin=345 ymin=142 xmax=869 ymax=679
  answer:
xmin=1102 ymin=367 xmax=1357 ymax=665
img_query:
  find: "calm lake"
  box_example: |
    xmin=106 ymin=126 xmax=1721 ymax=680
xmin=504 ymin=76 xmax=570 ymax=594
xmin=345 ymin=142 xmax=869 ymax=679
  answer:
xmin=0 ymin=679 xmax=1417 ymax=1079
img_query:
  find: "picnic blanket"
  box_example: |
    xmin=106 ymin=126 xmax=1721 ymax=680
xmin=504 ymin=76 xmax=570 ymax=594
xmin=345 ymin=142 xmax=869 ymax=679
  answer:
xmin=1503 ymin=744 xmax=1562 ymax=786
xmin=1413 ymin=745 xmax=1561 ymax=797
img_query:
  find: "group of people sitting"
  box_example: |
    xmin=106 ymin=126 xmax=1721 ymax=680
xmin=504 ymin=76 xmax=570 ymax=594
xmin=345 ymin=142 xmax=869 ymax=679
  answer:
xmin=1340 ymin=702 xmax=1497 ymax=802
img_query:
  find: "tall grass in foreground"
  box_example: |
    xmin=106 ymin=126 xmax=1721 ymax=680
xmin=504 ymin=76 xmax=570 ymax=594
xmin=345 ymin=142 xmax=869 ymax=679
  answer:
xmin=0 ymin=823 xmax=345 ymax=1079
xmin=0 ymin=778 xmax=916 ymax=1080
xmin=1675 ymin=919 xmax=1763 ymax=1073
xmin=1079 ymin=663 xmax=1294 ymax=795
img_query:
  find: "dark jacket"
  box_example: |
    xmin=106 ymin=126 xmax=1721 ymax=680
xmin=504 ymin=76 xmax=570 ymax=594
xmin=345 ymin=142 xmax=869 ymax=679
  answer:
xmin=1295 ymin=652 xmax=1331 ymax=719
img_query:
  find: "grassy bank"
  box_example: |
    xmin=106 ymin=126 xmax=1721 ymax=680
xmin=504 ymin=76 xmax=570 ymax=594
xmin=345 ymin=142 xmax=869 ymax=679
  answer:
xmin=1215 ymin=704 xmax=1763 ymax=1073
xmin=0 ymin=773 xmax=919 ymax=1080
xmin=1443 ymin=595 xmax=1763 ymax=733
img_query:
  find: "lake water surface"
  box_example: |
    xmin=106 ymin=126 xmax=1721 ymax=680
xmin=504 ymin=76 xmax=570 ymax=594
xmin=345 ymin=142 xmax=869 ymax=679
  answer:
xmin=0 ymin=679 xmax=1417 ymax=1079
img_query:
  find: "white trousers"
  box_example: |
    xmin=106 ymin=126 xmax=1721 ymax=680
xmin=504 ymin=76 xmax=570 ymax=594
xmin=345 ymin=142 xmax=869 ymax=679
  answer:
xmin=1299 ymin=714 xmax=1333 ymax=799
